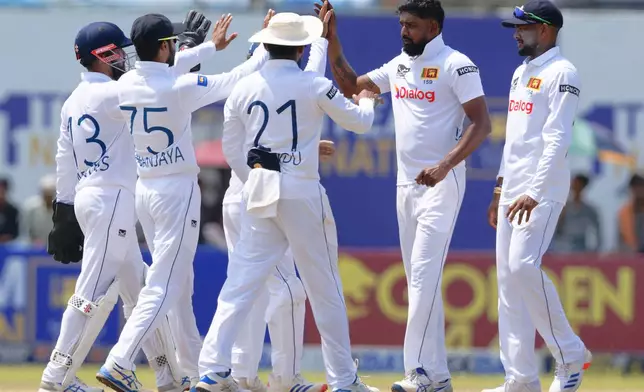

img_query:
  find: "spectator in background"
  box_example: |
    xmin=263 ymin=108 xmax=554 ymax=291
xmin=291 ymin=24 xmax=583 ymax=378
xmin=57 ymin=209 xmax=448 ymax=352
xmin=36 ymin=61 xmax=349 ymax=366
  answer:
xmin=552 ymin=174 xmax=601 ymax=252
xmin=21 ymin=174 xmax=55 ymax=246
xmin=198 ymin=169 xmax=228 ymax=251
xmin=618 ymin=174 xmax=644 ymax=253
xmin=0 ymin=178 xmax=19 ymax=243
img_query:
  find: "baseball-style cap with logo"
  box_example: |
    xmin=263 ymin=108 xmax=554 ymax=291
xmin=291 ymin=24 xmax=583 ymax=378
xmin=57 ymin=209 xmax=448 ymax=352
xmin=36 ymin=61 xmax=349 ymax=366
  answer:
xmin=130 ymin=13 xmax=186 ymax=48
xmin=502 ymin=0 xmax=564 ymax=28
xmin=74 ymin=22 xmax=132 ymax=60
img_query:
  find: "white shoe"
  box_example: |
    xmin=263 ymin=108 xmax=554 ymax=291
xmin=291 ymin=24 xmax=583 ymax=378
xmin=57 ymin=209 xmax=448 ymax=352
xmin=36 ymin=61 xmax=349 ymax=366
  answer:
xmin=267 ymin=374 xmax=327 ymax=392
xmin=96 ymin=363 xmax=143 ymax=392
xmin=333 ymin=376 xmax=379 ymax=392
xmin=391 ymin=368 xmax=433 ymax=392
xmin=548 ymin=349 xmax=592 ymax=392
xmin=195 ymin=372 xmax=250 ymax=392
xmin=39 ymin=377 xmax=105 ymax=392
xmin=481 ymin=379 xmax=541 ymax=392
xmin=159 ymin=376 xmax=193 ymax=392
xmin=432 ymin=379 xmax=453 ymax=392
xmin=236 ymin=377 xmax=267 ymax=392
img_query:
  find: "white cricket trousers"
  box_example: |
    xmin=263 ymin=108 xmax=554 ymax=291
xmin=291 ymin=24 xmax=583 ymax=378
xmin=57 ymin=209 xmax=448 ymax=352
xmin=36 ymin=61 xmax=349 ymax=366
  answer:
xmin=222 ymin=202 xmax=307 ymax=381
xmin=396 ymin=167 xmax=466 ymax=381
xmin=200 ymin=186 xmax=356 ymax=389
xmin=108 ymin=175 xmax=202 ymax=374
xmin=497 ymin=200 xmax=585 ymax=383
xmin=42 ymin=186 xmax=181 ymax=384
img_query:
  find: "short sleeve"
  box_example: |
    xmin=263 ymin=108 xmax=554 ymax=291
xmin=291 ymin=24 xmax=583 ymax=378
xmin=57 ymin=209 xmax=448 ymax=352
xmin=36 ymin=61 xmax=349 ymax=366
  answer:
xmin=366 ymin=61 xmax=391 ymax=94
xmin=448 ymin=54 xmax=485 ymax=104
xmin=312 ymin=75 xmax=374 ymax=134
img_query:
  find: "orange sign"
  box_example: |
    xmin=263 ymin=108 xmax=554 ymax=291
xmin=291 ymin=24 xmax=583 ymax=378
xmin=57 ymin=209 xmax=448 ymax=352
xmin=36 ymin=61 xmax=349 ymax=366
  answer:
xmin=303 ymin=252 xmax=643 ymax=352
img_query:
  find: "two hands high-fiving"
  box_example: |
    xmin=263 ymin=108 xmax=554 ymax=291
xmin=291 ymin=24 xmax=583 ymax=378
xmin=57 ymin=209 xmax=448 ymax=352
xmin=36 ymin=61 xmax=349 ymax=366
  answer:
xmin=314 ymin=0 xmax=382 ymax=108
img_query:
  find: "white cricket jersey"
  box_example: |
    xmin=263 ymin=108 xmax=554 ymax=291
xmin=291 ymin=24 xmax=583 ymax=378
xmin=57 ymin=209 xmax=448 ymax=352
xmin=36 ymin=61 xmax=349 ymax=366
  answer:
xmin=222 ymin=59 xmax=374 ymax=199
xmin=116 ymin=44 xmax=268 ymax=179
xmin=499 ymin=47 xmax=581 ymax=205
xmin=223 ymin=38 xmax=329 ymax=205
xmin=366 ymin=34 xmax=485 ymax=185
xmin=56 ymin=72 xmax=136 ymax=204
xmin=55 ymin=42 xmax=225 ymax=204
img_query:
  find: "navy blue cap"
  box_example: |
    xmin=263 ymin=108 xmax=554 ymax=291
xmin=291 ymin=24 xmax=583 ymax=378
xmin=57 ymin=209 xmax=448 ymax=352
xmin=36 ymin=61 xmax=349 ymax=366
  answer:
xmin=131 ymin=14 xmax=186 ymax=48
xmin=74 ymin=22 xmax=132 ymax=61
xmin=502 ymin=0 xmax=564 ymax=28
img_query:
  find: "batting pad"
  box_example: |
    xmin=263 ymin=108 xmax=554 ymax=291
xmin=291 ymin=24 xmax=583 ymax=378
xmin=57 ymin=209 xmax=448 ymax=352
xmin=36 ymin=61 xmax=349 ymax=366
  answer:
xmin=51 ymin=280 xmax=120 ymax=387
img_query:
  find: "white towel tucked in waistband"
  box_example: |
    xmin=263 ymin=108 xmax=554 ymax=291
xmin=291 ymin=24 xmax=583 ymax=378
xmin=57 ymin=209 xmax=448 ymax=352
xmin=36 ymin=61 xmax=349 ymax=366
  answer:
xmin=244 ymin=168 xmax=281 ymax=218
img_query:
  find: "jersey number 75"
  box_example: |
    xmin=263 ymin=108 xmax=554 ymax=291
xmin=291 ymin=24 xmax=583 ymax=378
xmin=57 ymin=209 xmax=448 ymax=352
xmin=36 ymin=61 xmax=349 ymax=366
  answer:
xmin=120 ymin=106 xmax=175 ymax=154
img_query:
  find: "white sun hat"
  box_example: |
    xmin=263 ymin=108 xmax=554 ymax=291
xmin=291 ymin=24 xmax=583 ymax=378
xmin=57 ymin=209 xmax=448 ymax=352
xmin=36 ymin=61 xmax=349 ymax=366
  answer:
xmin=248 ymin=12 xmax=323 ymax=46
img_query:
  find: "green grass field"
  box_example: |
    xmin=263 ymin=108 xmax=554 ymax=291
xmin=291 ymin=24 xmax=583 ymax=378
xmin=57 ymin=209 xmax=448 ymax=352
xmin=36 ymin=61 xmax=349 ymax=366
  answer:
xmin=1 ymin=365 xmax=642 ymax=392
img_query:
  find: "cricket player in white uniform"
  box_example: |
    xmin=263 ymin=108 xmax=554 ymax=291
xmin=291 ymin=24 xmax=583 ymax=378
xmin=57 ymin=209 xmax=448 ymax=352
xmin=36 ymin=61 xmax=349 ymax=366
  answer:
xmin=195 ymin=11 xmax=381 ymax=392
xmin=324 ymin=0 xmax=491 ymax=390
xmin=42 ymin=16 xmax=216 ymax=392
xmin=484 ymin=2 xmax=591 ymax=392
xmin=97 ymin=12 xmax=271 ymax=392
xmin=227 ymin=9 xmax=333 ymax=392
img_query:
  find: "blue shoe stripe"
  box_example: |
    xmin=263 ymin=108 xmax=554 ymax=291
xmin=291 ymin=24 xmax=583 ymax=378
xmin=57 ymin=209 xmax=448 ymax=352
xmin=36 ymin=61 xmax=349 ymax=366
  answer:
xmin=302 ymin=385 xmax=314 ymax=392
xmin=570 ymin=373 xmax=580 ymax=377
xmin=99 ymin=367 xmax=136 ymax=392
xmin=296 ymin=385 xmax=306 ymax=392
xmin=291 ymin=385 xmax=301 ymax=392
xmin=434 ymin=386 xmax=447 ymax=392
xmin=200 ymin=376 xmax=217 ymax=386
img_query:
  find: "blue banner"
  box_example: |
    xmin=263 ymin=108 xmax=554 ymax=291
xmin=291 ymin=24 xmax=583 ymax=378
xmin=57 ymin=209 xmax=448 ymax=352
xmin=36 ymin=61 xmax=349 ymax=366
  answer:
xmin=315 ymin=15 xmax=519 ymax=249
xmin=0 ymin=246 xmax=230 ymax=363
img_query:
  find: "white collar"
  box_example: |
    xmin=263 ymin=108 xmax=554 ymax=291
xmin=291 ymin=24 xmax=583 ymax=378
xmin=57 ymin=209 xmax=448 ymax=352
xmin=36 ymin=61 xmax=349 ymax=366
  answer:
xmin=525 ymin=46 xmax=560 ymax=67
xmin=80 ymin=72 xmax=112 ymax=83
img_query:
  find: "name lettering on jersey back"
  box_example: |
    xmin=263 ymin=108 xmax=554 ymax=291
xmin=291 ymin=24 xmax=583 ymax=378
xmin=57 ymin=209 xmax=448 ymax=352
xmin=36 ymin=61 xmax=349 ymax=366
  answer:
xmin=78 ymin=155 xmax=110 ymax=180
xmin=508 ymin=99 xmax=534 ymax=115
xmin=278 ymin=151 xmax=302 ymax=166
xmin=394 ymin=85 xmax=435 ymax=103
xmin=135 ymin=146 xmax=185 ymax=168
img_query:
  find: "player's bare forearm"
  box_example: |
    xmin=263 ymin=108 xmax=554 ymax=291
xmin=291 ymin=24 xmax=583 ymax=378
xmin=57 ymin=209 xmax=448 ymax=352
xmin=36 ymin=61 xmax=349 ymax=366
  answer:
xmin=440 ymin=96 xmax=491 ymax=170
xmin=496 ymin=176 xmax=503 ymax=187
xmin=328 ymin=38 xmax=379 ymax=97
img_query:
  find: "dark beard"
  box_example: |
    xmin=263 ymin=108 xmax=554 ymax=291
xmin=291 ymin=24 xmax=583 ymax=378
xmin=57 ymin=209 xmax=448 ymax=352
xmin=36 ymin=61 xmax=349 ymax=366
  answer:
xmin=112 ymin=68 xmax=125 ymax=80
xmin=402 ymin=39 xmax=428 ymax=57
xmin=518 ymin=44 xmax=536 ymax=57
xmin=166 ymin=46 xmax=176 ymax=66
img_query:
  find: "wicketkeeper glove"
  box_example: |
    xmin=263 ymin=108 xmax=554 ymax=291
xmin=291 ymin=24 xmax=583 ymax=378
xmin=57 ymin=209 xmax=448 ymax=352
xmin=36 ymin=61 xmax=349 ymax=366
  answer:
xmin=178 ymin=10 xmax=212 ymax=73
xmin=47 ymin=201 xmax=84 ymax=264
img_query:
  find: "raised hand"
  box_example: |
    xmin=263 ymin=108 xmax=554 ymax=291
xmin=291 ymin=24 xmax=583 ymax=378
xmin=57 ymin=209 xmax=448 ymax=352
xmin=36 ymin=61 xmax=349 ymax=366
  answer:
xmin=315 ymin=0 xmax=336 ymax=39
xmin=316 ymin=1 xmax=333 ymax=38
xmin=263 ymin=8 xmax=276 ymax=28
xmin=212 ymin=13 xmax=238 ymax=51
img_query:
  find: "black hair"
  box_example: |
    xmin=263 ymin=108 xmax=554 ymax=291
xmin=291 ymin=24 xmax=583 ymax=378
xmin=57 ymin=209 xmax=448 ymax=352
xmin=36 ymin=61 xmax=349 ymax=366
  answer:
xmin=574 ymin=173 xmax=590 ymax=188
xmin=0 ymin=178 xmax=10 ymax=190
xmin=629 ymin=174 xmax=644 ymax=188
xmin=80 ymin=56 xmax=97 ymax=71
xmin=135 ymin=41 xmax=163 ymax=62
xmin=264 ymin=44 xmax=302 ymax=60
xmin=397 ymin=0 xmax=445 ymax=30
